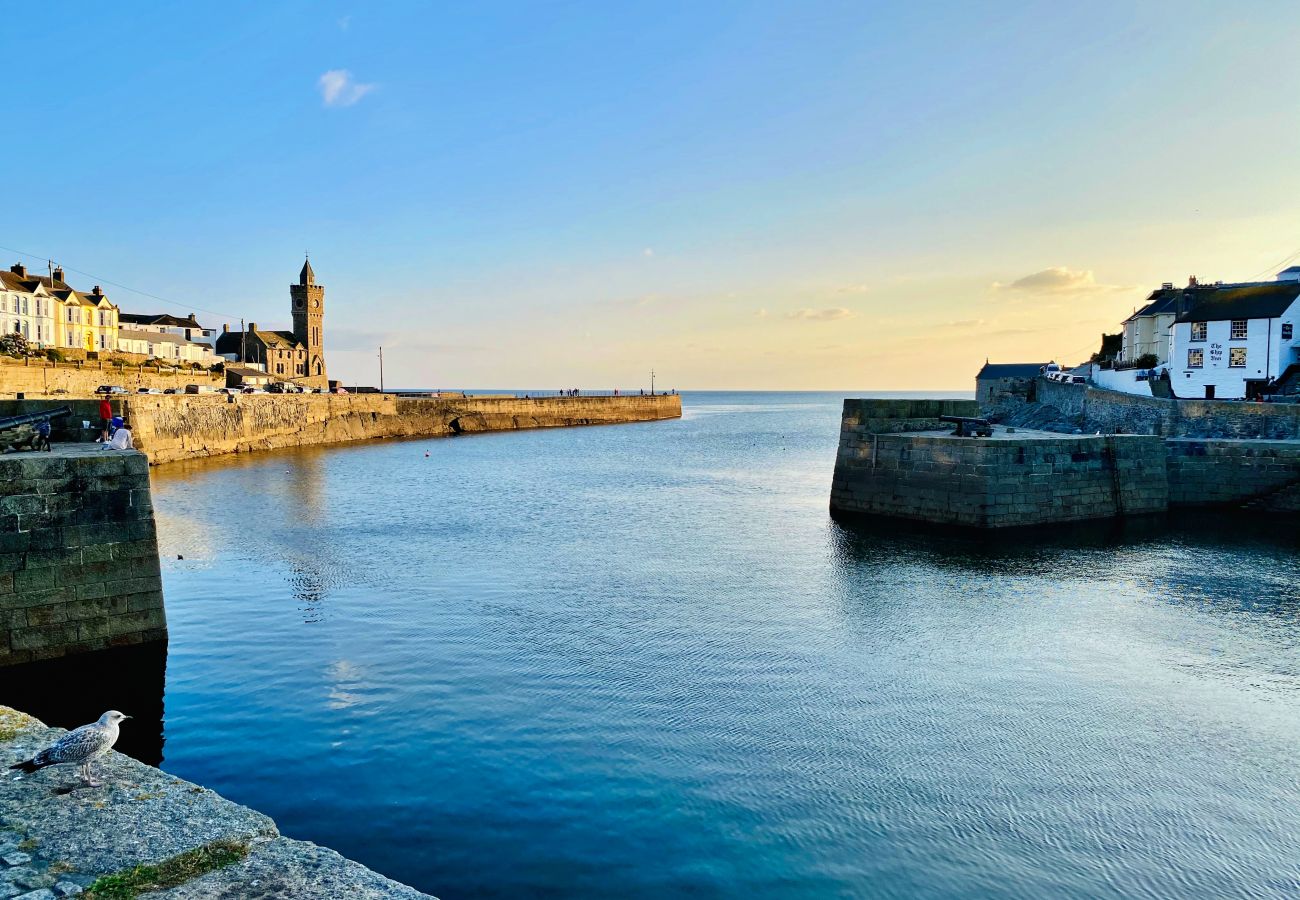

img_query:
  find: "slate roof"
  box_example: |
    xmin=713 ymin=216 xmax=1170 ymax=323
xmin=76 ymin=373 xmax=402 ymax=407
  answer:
xmin=119 ymin=312 xmax=204 ymax=328
xmin=214 ymin=327 xmax=303 ymax=356
xmin=1171 ymin=282 xmax=1300 ymax=324
xmin=1123 ymin=289 xmax=1181 ymax=323
xmin=976 ymin=362 xmax=1050 ymax=380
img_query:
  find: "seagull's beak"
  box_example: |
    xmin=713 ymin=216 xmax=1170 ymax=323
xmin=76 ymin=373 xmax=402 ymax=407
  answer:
xmin=123 ymin=715 xmax=132 ymax=720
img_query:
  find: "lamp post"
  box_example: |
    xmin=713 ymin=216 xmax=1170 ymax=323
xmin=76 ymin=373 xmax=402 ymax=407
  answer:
xmin=650 ymin=368 xmax=655 ymax=396
xmin=378 ymin=346 xmax=384 ymax=393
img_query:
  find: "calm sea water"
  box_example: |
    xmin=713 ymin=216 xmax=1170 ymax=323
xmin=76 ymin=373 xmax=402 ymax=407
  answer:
xmin=10 ymin=392 xmax=1300 ymax=899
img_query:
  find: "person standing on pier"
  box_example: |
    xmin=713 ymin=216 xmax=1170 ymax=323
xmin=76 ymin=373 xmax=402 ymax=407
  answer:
xmin=98 ymin=397 xmax=112 ymax=443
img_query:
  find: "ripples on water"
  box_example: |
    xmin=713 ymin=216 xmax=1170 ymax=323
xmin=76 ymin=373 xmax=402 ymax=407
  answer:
xmin=9 ymin=392 xmax=1300 ymax=899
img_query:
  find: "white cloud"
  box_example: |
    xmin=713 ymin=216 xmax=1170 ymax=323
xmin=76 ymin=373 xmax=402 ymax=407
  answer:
xmin=319 ymin=69 xmax=375 ymax=107
xmin=643 ymin=248 xmax=654 ymax=257
xmin=991 ymin=266 xmax=1123 ymax=294
xmin=834 ymin=283 xmax=870 ymax=295
xmin=786 ymin=307 xmax=856 ymax=321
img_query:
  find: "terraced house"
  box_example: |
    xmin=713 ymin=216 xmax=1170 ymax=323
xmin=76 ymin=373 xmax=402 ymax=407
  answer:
xmin=0 ymin=262 xmax=118 ymax=351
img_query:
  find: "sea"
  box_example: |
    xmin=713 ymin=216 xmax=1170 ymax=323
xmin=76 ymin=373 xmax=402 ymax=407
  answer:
xmin=8 ymin=391 xmax=1300 ymax=899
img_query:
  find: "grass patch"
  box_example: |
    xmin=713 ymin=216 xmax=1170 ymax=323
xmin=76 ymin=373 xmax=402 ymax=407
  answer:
xmin=84 ymin=839 xmax=248 ymax=899
xmin=0 ymin=707 xmax=39 ymax=742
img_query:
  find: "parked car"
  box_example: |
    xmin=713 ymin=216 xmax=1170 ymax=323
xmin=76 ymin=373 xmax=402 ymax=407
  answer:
xmin=333 ymin=387 xmax=349 ymax=394
xmin=136 ymin=387 xmax=163 ymax=394
xmin=241 ymin=386 xmax=264 ymax=394
xmin=1067 ymin=375 xmax=1086 ymax=384
xmin=184 ymin=384 xmax=214 ymax=394
xmin=266 ymin=382 xmax=301 ymax=394
xmin=94 ymin=385 xmax=130 ymax=395
xmin=163 ymin=388 xmax=179 ymax=394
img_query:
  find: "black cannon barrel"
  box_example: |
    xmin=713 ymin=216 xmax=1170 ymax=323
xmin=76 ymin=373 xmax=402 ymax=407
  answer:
xmin=0 ymin=406 xmax=73 ymax=433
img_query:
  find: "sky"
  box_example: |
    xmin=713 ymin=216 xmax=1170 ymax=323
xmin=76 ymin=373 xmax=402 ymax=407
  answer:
xmin=4 ymin=1 xmax=1300 ymax=390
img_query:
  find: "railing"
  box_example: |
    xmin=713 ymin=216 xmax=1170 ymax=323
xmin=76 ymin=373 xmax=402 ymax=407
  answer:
xmin=391 ymin=389 xmax=677 ymax=399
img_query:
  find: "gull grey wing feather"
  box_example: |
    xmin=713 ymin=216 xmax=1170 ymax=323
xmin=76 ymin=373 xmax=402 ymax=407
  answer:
xmin=38 ymin=724 xmax=110 ymax=765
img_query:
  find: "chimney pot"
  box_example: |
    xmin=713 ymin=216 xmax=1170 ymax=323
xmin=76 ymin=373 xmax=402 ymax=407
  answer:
xmin=92 ymin=285 xmax=102 ymax=296
xmin=1188 ymin=275 xmax=1198 ymax=287
xmin=223 ymin=323 xmax=230 ymax=333
xmin=52 ymin=266 xmax=65 ymax=282
xmin=10 ymin=263 xmax=26 ymax=277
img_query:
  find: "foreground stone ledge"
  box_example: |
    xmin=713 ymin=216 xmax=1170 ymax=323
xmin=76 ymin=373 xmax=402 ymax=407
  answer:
xmin=0 ymin=707 xmax=433 ymax=898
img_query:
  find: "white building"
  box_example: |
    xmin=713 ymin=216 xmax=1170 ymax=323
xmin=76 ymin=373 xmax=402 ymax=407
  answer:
xmin=116 ymin=329 xmax=221 ymax=365
xmin=1167 ymin=270 xmax=1300 ymax=399
xmin=117 ymin=312 xmax=218 ymax=348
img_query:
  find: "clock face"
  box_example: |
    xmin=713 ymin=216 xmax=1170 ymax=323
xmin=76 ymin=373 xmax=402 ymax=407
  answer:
xmin=295 ymin=299 xmax=304 ymax=308
xmin=312 ymin=300 xmax=319 ymax=308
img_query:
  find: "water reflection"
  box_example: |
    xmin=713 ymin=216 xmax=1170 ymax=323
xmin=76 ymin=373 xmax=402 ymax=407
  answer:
xmin=2 ymin=641 xmax=168 ymax=767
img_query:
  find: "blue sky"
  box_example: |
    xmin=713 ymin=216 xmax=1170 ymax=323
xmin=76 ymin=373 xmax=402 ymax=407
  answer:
xmin=4 ymin=2 xmax=1299 ymax=389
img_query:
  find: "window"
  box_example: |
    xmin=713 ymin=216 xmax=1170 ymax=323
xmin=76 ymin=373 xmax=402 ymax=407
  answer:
xmin=276 ymin=363 xmax=284 ymax=374
xmin=1187 ymin=348 xmax=1203 ymax=368
xmin=1229 ymin=347 xmax=1246 ymax=367
xmin=1230 ymin=319 xmax=1247 ymax=340
xmin=1284 ymin=323 xmax=1294 ymax=340
xmin=1190 ymin=322 xmax=1207 ymax=341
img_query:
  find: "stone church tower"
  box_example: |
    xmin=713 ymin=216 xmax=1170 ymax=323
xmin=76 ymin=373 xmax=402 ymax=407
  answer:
xmin=290 ymin=257 xmax=327 ymax=388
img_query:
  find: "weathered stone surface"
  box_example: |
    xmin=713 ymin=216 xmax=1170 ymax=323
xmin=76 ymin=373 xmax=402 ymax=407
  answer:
xmin=1 ymin=714 xmax=274 ymax=878
xmin=0 ymin=708 xmax=431 ymax=898
xmin=154 ymin=837 xmax=432 ymax=899
xmin=1 ymin=447 xmax=165 ymax=666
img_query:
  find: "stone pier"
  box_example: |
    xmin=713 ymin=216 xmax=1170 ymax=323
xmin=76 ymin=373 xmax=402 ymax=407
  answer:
xmin=0 ymin=706 xmax=433 ymax=898
xmin=1 ymin=447 xmax=165 ymax=667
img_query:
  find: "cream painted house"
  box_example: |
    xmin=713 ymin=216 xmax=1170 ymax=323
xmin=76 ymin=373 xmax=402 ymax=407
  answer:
xmin=1119 ymin=286 xmax=1177 ymax=364
xmin=0 ymin=262 xmax=118 ymax=352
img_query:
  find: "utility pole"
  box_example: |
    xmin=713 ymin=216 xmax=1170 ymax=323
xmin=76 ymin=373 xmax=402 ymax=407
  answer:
xmin=240 ymin=318 xmax=246 ymax=365
xmin=378 ymin=346 xmax=384 ymax=393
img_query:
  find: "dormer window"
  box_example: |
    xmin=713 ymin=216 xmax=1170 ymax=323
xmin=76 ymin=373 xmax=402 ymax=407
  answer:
xmin=1190 ymin=322 xmax=1207 ymax=341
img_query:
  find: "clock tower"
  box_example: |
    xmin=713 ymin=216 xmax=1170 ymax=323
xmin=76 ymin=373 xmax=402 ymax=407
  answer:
xmin=290 ymin=256 xmax=327 ymax=388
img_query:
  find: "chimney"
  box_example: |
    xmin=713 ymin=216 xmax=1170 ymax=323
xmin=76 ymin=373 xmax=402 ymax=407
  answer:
xmin=10 ymin=263 xmax=25 ymax=277
xmin=248 ymin=322 xmax=257 ymax=333
xmin=52 ymin=266 xmax=65 ymax=282
xmin=1162 ymin=282 xmax=1173 ymax=289
xmin=223 ymin=323 xmax=230 ymax=333
xmin=1188 ymin=275 xmax=1198 ymax=287
xmin=92 ymin=285 xmax=103 ymax=296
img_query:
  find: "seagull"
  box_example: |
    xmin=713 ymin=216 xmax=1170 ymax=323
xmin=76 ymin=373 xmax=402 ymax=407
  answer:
xmin=9 ymin=711 xmax=130 ymax=787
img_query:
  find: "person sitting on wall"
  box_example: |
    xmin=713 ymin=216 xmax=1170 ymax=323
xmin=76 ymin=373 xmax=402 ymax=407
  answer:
xmin=101 ymin=419 xmax=134 ymax=451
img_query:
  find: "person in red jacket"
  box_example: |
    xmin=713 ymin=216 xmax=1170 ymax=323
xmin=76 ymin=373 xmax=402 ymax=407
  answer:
xmin=98 ymin=397 xmax=113 ymax=443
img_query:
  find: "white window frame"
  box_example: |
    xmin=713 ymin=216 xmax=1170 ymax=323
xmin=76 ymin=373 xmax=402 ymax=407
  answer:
xmin=1230 ymin=319 xmax=1248 ymax=340
xmin=1187 ymin=348 xmax=1204 ymax=368
xmin=1228 ymin=347 xmax=1246 ymax=368
xmin=1190 ymin=322 xmax=1207 ymax=341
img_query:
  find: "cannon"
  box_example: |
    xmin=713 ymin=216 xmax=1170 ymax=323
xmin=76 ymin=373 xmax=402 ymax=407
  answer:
xmin=0 ymin=406 xmax=72 ymax=452
xmin=939 ymin=414 xmax=993 ymax=437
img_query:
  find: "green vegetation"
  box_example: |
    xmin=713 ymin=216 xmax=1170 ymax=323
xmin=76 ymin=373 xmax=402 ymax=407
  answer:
xmin=84 ymin=840 xmax=248 ymax=899
xmin=45 ymin=348 xmax=65 ymax=363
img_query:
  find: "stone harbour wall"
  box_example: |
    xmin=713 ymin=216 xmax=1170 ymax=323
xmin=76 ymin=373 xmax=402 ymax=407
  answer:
xmin=831 ymin=429 xmax=1168 ymax=528
xmin=1165 ymin=439 xmax=1300 ymax=508
xmin=840 ymin=398 xmax=980 ymax=436
xmin=0 ymin=448 xmax=165 ymax=667
xmin=0 ymin=359 xmax=222 ymax=398
xmin=0 ymin=393 xmax=682 ymax=466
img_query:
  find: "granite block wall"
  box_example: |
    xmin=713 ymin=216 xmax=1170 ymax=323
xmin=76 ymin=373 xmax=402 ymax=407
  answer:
xmin=0 ymin=449 xmax=165 ymax=666
xmin=1165 ymin=439 xmax=1300 ymax=507
xmin=0 ymin=359 xmax=222 ymax=398
xmin=0 ymin=394 xmax=682 ymax=466
xmin=831 ymin=399 xmax=1168 ymax=527
xmin=840 ymin=398 xmax=980 ymax=436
